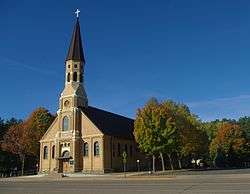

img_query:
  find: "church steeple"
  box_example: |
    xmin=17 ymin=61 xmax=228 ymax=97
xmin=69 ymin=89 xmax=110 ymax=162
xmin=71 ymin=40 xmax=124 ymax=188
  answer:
xmin=60 ymin=10 xmax=88 ymax=109
xmin=66 ymin=18 xmax=85 ymax=63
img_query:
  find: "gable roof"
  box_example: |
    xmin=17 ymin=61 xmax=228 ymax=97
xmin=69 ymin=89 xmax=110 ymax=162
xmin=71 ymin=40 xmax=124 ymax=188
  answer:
xmin=81 ymin=106 xmax=134 ymax=139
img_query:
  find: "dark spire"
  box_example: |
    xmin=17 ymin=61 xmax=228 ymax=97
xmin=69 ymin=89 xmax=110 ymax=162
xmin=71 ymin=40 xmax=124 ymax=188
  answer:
xmin=66 ymin=18 xmax=85 ymax=63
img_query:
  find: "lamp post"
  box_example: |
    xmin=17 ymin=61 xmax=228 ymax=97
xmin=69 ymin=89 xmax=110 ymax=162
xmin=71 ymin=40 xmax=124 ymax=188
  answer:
xmin=122 ymin=151 xmax=127 ymax=178
xmin=136 ymin=159 xmax=140 ymax=172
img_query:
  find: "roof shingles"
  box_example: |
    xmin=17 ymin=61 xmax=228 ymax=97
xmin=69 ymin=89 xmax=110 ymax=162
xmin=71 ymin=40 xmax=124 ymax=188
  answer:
xmin=81 ymin=106 xmax=134 ymax=139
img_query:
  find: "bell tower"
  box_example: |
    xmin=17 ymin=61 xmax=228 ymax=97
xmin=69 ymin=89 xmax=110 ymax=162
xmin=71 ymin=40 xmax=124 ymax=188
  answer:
xmin=59 ymin=17 xmax=88 ymax=111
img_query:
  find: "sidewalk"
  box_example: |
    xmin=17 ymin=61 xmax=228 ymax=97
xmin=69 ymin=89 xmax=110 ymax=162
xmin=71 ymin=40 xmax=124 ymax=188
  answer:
xmin=0 ymin=171 xmax=175 ymax=182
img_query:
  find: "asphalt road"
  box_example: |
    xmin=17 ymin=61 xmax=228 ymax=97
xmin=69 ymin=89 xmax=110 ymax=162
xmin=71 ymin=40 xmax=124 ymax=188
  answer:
xmin=1 ymin=172 xmax=250 ymax=193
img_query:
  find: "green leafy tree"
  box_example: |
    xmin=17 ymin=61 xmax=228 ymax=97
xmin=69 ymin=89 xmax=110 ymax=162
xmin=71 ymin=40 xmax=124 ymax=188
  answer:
xmin=173 ymin=104 xmax=208 ymax=168
xmin=202 ymin=120 xmax=222 ymax=142
xmin=135 ymin=98 xmax=181 ymax=172
xmin=158 ymin=100 xmax=185 ymax=171
xmin=134 ymin=98 xmax=159 ymax=172
xmin=238 ymin=116 xmax=250 ymax=140
xmin=155 ymin=100 xmax=178 ymax=171
xmin=134 ymin=98 xmax=208 ymax=171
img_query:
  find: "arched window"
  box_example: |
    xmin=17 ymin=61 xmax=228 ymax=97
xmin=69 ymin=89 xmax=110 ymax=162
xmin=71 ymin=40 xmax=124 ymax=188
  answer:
xmin=73 ymin=72 xmax=77 ymax=82
xmin=83 ymin=142 xmax=88 ymax=157
xmin=52 ymin=145 xmax=55 ymax=159
xmin=67 ymin=73 xmax=70 ymax=82
xmin=62 ymin=116 xmax=69 ymax=131
xmin=118 ymin=143 xmax=121 ymax=156
xmin=94 ymin=141 xmax=100 ymax=156
xmin=43 ymin=146 xmax=48 ymax=159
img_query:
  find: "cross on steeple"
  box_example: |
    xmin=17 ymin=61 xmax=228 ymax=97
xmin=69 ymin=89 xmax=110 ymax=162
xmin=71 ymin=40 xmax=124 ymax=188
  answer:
xmin=66 ymin=12 xmax=85 ymax=62
xmin=75 ymin=8 xmax=80 ymax=18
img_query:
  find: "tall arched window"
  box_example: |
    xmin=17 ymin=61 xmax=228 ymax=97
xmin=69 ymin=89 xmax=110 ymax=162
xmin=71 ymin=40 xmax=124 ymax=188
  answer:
xmin=73 ymin=72 xmax=77 ymax=82
xmin=52 ymin=145 xmax=55 ymax=159
xmin=67 ymin=73 xmax=70 ymax=82
xmin=83 ymin=142 xmax=88 ymax=157
xmin=43 ymin=146 xmax=48 ymax=159
xmin=62 ymin=116 xmax=69 ymax=131
xmin=94 ymin=141 xmax=100 ymax=156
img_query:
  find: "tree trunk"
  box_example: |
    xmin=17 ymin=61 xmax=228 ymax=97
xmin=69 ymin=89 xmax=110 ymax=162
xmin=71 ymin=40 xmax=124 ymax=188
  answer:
xmin=178 ymin=159 xmax=182 ymax=169
xmin=20 ymin=154 xmax=25 ymax=176
xmin=152 ymin=155 xmax=156 ymax=173
xmin=167 ymin=153 xmax=174 ymax=171
xmin=177 ymin=153 xmax=182 ymax=169
xmin=159 ymin=152 xmax=165 ymax=171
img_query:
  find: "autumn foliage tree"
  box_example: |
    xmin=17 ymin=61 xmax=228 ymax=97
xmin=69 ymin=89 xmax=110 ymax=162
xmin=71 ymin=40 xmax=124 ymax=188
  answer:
xmin=2 ymin=107 xmax=54 ymax=175
xmin=23 ymin=107 xmax=55 ymax=157
xmin=2 ymin=123 xmax=26 ymax=175
xmin=209 ymin=122 xmax=247 ymax=167
xmin=0 ymin=117 xmax=22 ymax=140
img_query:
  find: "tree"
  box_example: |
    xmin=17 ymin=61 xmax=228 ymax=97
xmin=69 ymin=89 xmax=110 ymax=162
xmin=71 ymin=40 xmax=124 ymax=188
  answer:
xmin=134 ymin=98 xmax=208 ymax=171
xmin=0 ymin=117 xmax=21 ymax=140
xmin=158 ymin=100 xmax=179 ymax=171
xmin=202 ymin=120 xmax=222 ymax=142
xmin=23 ymin=107 xmax=55 ymax=157
xmin=181 ymin=125 xmax=209 ymax=159
xmin=209 ymin=122 xmax=246 ymax=167
xmin=0 ymin=117 xmax=5 ymax=140
xmin=1 ymin=107 xmax=54 ymax=175
xmin=238 ymin=116 xmax=250 ymax=140
xmin=171 ymin=104 xmax=209 ymax=168
xmin=134 ymin=98 xmax=159 ymax=172
xmin=134 ymin=98 xmax=182 ymax=172
xmin=1 ymin=123 xmax=26 ymax=175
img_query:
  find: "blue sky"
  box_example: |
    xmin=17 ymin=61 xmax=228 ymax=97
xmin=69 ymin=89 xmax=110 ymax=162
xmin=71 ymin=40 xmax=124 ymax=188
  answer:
xmin=1 ymin=0 xmax=250 ymax=121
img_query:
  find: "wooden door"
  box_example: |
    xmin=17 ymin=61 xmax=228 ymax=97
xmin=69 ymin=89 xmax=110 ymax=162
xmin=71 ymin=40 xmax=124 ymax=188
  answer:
xmin=63 ymin=160 xmax=70 ymax=173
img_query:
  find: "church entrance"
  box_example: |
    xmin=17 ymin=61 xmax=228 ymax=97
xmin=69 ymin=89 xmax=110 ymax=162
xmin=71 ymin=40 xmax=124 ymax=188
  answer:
xmin=62 ymin=159 xmax=70 ymax=173
xmin=58 ymin=151 xmax=71 ymax=173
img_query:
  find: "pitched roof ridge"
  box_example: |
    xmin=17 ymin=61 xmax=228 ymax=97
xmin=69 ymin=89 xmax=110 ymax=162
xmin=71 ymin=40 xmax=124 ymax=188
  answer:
xmin=80 ymin=105 xmax=134 ymax=139
xmin=87 ymin=105 xmax=134 ymax=121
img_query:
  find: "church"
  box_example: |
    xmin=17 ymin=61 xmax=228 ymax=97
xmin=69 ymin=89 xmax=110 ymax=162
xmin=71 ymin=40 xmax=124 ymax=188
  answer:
xmin=39 ymin=13 xmax=146 ymax=173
